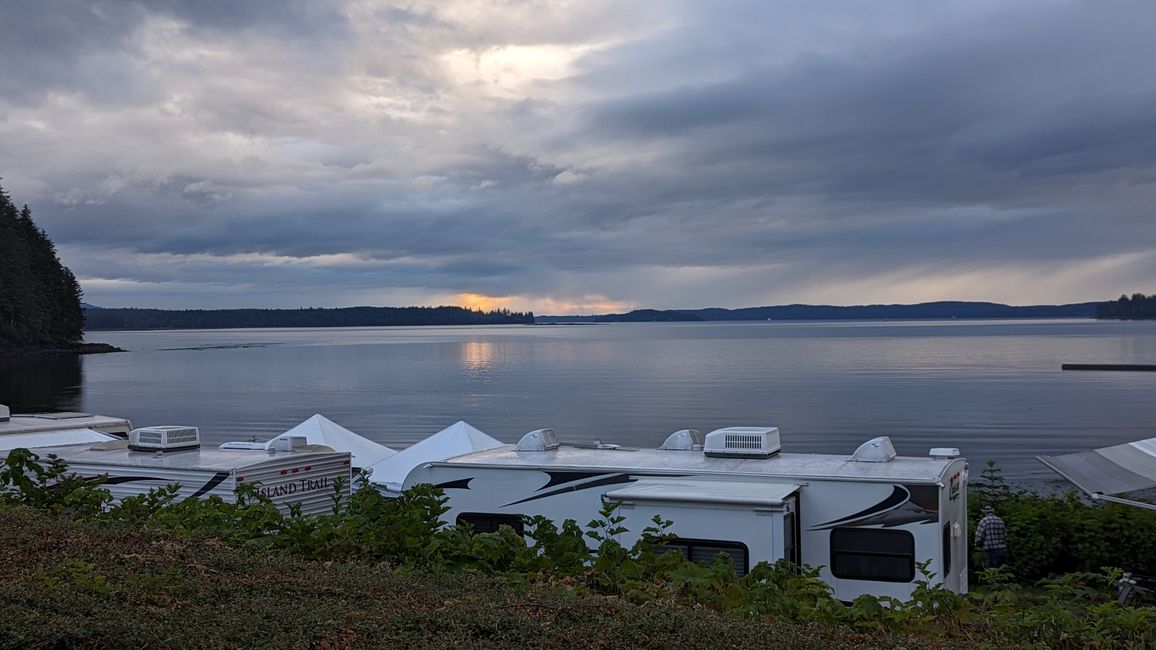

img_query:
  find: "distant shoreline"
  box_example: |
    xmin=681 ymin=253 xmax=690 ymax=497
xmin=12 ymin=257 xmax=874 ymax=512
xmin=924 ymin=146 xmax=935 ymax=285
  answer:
xmin=537 ymin=300 xmax=1101 ymax=323
xmin=0 ymin=342 xmax=124 ymax=358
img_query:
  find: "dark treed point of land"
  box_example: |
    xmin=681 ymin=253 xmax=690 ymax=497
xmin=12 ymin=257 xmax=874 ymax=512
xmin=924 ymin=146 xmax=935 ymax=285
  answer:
xmin=0 ymin=182 xmax=119 ymax=355
xmin=82 ymin=306 xmax=535 ymax=331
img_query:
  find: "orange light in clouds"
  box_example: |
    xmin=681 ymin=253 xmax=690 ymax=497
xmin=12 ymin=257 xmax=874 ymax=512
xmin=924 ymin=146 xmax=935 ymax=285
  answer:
xmin=457 ymin=293 xmax=507 ymax=311
xmin=456 ymin=292 xmax=636 ymax=314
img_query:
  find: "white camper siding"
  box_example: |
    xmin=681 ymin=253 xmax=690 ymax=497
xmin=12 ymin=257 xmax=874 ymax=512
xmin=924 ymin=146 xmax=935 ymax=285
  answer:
xmin=603 ymin=480 xmax=801 ymax=573
xmin=33 ymin=444 xmax=353 ymax=517
xmin=237 ymin=453 xmax=352 ymax=516
xmin=407 ymin=451 xmax=966 ymax=601
xmin=941 ymin=463 xmax=968 ymax=594
xmin=62 ymin=460 xmax=237 ymax=506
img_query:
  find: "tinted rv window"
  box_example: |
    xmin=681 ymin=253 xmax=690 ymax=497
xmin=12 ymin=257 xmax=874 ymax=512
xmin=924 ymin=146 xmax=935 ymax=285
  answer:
xmin=663 ymin=539 xmax=749 ymax=576
xmin=456 ymin=513 xmax=525 ymax=536
xmin=830 ymin=527 xmax=915 ymax=583
xmin=942 ymin=522 xmax=952 ymax=577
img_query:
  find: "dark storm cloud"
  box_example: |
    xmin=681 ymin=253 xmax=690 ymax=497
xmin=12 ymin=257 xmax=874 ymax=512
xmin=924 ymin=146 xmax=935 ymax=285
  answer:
xmin=4 ymin=0 xmax=1156 ymax=310
xmin=0 ymin=0 xmax=347 ymax=104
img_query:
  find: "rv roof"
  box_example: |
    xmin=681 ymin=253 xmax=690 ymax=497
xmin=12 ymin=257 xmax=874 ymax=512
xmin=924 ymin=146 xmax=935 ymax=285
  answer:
xmin=27 ymin=443 xmax=345 ymax=472
xmin=433 ymin=445 xmax=959 ymax=484
xmin=1 ymin=412 xmax=131 ymax=436
xmin=0 ymin=428 xmax=119 ymax=451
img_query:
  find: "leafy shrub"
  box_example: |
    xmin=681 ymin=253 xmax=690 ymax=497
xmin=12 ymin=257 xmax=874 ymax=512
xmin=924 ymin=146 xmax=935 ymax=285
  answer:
xmin=1 ymin=448 xmax=111 ymax=516
xmin=5 ymin=449 xmax=1156 ymax=648
xmin=970 ymin=461 xmax=1156 ymax=580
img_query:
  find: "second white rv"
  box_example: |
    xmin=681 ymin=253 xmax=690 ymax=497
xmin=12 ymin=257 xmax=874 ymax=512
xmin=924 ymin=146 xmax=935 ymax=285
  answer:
xmin=26 ymin=426 xmax=353 ymax=516
xmin=404 ymin=426 xmax=969 ymax=602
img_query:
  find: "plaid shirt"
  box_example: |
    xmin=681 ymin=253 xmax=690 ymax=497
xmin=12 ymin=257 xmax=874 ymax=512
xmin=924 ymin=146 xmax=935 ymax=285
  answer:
xmin=974 ymin=514 xmax=1008 ymax=550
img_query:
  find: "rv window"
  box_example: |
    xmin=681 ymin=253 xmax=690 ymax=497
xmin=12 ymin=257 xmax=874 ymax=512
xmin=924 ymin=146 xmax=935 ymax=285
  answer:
xmin=830 ymin=527 xmax=915 ymax=583
xmin=784 ymin=511 xmax=798 ymax=565
xmin=456 ymin=512 xmax=525 ymax=536
xmin=663 ymin=538 xmax=749 ymax=576
xmin=942 ymin=522 xmax=952 ymax=577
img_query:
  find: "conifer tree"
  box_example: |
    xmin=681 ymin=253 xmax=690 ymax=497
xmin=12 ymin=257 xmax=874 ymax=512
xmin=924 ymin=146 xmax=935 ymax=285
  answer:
xmin=0 ymin=181 xmax=85 ymax=346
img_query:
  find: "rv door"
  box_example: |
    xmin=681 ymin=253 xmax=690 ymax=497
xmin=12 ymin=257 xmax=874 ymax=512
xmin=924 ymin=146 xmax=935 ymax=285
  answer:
xmin=783 ymin=495 xmax=800 ymax=565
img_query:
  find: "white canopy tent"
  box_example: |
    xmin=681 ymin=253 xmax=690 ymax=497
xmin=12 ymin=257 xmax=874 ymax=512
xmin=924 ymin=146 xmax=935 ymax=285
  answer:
xmin=1038 ymin=436 xmax=1156 ymax=511
xmin=263 ymin=414 xmax=397 ymax=471
xmin=368 ymin=420 xmax=503 ymax=493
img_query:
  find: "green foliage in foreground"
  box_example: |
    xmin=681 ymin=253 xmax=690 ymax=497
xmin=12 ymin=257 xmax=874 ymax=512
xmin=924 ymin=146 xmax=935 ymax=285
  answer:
xmin=971 ymin=460 xmax=1156 ymax=580
xmin=3 ymin=449 xmax=1155 ymax=649
xmin=0 ymin=505 xmax=914 ymax=650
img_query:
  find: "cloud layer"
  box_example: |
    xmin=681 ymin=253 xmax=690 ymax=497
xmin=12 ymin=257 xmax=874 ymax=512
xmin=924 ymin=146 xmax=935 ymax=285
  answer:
xmin=3 ymin=0 xmax=1155 ymax=312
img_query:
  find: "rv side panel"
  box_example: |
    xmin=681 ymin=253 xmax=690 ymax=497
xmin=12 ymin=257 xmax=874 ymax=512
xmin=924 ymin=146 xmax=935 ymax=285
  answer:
xmin=61 ymin=461 xmax=236 ymax=505
xmin=238 ymin=452 xmax=352 ymax=516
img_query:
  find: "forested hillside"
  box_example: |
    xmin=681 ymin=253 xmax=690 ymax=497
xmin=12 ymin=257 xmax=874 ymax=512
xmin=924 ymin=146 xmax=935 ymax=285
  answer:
xmin=538 ymin=301 xmax=1100 ymax=322
xmin=0 ymin=182 xmax=84 ymax=347
xmin=1096 ymin=293 xmax=1156 ymax=319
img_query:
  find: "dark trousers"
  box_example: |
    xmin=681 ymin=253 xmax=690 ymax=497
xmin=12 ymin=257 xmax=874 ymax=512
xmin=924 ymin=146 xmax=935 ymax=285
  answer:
xmin=985 ymin=547 xmax=1008 ymax=568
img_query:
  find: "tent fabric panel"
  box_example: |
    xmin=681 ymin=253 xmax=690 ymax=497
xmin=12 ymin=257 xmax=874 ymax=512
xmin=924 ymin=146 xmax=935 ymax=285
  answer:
xmin=367 ymin=421 xmax=503 ymax=491
xmin=265 ymin=414 xmax=397 ymax=468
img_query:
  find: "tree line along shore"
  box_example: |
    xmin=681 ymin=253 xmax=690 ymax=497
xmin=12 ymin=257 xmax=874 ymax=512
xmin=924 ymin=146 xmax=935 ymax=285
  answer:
xmin=1 ymin=180 xmax=1153 ymax=355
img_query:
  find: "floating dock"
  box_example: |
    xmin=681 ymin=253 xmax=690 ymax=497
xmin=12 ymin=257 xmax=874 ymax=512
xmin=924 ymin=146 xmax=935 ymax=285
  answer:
xmin=1061 ymin=363 xmax=1156 ymax=372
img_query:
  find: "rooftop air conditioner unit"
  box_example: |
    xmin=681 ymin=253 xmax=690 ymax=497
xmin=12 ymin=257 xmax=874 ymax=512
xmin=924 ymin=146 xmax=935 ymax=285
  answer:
xmin=128 ymin=426 xmax=200 ymax=452
xmin=703 ymin=427 xmax=780 ymax=459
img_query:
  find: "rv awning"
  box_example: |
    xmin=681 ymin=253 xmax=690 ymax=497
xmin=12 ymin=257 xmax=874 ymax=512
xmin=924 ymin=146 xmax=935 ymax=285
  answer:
xmin=1038 ymin=436 xmax=1156 ymax=495
xmin=604 ymin=478 xmax=800 ymax=508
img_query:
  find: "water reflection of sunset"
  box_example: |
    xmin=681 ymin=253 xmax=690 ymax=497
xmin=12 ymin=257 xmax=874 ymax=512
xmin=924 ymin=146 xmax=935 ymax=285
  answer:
xmin=460 ymin=340 xmax=495 ymax=376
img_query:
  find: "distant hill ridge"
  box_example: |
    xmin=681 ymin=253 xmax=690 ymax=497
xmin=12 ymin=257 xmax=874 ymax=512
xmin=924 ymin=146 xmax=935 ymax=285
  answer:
xmin=538 ymin=301 xmax=1100 ymax=323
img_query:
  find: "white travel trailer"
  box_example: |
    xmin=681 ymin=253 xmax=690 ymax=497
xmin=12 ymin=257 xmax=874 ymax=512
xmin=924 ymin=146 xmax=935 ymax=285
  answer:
xmin=404 ymin=426 xmax=969 ymax=602
xmin=25 ymin=426 xmax=352 ymax=516
xmin=0 ymin=404 xmax=132 ymax=451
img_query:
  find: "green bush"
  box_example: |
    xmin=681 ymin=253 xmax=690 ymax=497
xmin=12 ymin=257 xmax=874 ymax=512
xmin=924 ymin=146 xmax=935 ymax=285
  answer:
xmin=971 ymin=461 xmax=1156 ymax=580
xmin=4 ymin=448 xmax=1156 ymax=649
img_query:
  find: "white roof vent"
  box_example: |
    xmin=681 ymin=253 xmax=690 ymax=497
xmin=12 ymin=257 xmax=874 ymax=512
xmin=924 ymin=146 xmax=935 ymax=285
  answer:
xmin=930 ymin=447 xmax=960 ymax=459
xmin=129 ymin=426 xmax=200 ymax=452
xmin=0 ymin=404 xmax=9 ymax=422
xmin=267 ymin=435 xmax=309 ymax=452
xmin=703 ymin=427 xmax=780 ymax=459
xmin=848 ymin=436 xmax=897 ymax=463
xmin=514 ymin=428 xmax=559 ymax=452
xmin=659 ymin=429 xmax=703 ymax=451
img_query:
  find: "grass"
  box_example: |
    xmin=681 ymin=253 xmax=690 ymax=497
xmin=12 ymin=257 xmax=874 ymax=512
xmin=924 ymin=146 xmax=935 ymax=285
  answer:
xmin=0 ymin=504 xmax=943 ymax=650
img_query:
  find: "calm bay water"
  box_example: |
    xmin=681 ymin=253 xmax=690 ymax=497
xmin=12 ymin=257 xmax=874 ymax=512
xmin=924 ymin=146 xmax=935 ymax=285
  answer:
xmin=3 ymin=319 xmax=1156 ymax=482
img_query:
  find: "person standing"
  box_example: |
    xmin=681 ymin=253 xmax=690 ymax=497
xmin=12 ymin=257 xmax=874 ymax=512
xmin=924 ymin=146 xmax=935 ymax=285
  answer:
xmin=974 ymin=503 xmax=1009 ymax=568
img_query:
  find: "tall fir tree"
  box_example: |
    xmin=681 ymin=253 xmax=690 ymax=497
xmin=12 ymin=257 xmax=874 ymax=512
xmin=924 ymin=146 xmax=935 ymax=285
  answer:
xmin=0 ymin=181 xmax=85 ymax=346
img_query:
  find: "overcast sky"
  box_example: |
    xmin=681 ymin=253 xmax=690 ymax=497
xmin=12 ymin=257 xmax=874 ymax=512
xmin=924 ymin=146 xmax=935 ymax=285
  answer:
xmin=2 ymin=0 xmax=1155 ymax=313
